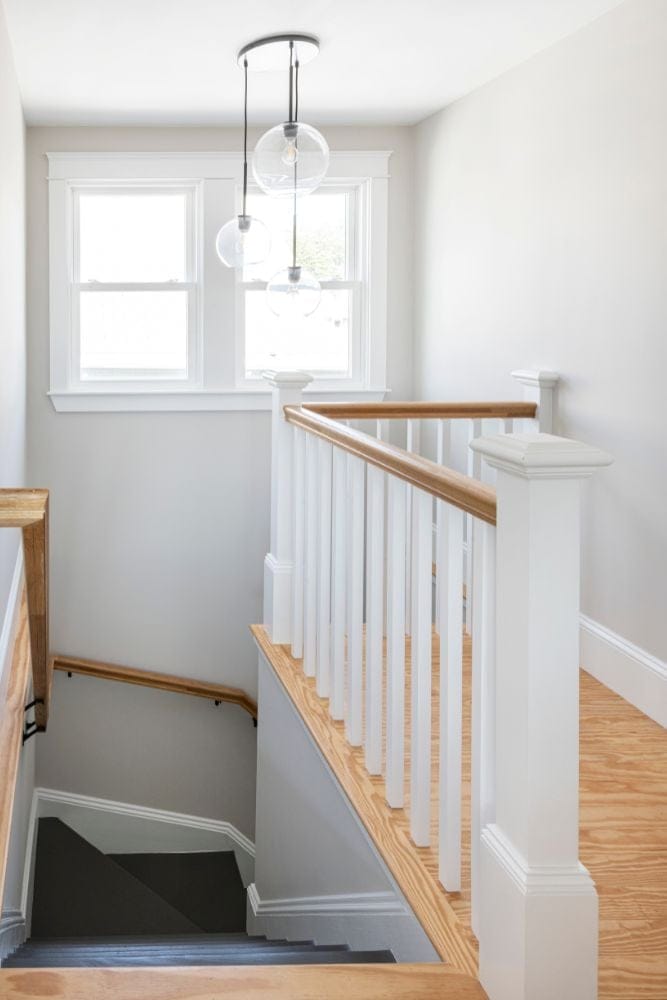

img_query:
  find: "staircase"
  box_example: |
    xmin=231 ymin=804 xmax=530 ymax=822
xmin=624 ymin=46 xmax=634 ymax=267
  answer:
xmin=4 ymin=818 xmax=393 ymax=969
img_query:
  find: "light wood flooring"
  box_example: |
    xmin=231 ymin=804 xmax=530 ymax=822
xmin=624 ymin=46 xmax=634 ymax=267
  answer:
xmin=252 ymin=625 xmax=667 ymax=999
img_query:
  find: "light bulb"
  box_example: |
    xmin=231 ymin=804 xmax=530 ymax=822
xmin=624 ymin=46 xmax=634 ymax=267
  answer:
xmin=215 ymin=214 xmax=271 ymax=269
xmin=253 ymin=122 xmax=329 ymax=198
xmin=266 ymin=265 xmax=321 ymax=318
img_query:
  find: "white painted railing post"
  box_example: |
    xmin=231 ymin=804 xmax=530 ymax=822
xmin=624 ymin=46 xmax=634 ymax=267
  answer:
xmin=471 ymin=432 xmax=612 ymax=1000
xmin=263 ymin=370 xmax=313 ymax=644
xmin=511 ymin=369 xmax=559 ymax=432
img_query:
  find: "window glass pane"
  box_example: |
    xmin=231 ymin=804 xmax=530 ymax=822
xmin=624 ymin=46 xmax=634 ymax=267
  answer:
xmin=244 ymin=288 xmax=350 ymax=376
xmin=79 ymin=290 xmax=188 ymax=378
xmin=78 ymin=192 xmax=187 ymax=283
xmin=244 ymin=191 xmax=348 ymax=283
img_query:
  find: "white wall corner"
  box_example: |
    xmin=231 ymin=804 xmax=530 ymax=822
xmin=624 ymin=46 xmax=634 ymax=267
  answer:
xmin=580 ymin=616 xmax=667 ymax=728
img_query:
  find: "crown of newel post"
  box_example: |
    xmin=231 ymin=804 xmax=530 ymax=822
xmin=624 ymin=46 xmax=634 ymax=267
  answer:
xmin=470 ymin=431 xmax=611 ymax=1000
xmin=262 ymin=371 xmax=313 ymax=644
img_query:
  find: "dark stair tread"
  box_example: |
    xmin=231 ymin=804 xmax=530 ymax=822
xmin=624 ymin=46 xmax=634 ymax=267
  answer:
xmin=15 ymin=943 xmax=349 ymax=957
xmin=3 ymin=949 xmax=395 ymax=968
xmin=109 ymin=851 xmax=245 ymax=933
xmin=18 ymin=934 xmax=265 ymax=946
xmin=31 ymin=819 xmax=201 ymax=938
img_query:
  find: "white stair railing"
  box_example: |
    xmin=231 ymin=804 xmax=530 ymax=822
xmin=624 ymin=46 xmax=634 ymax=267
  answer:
xmin=262 ymin=371 xmax=611 ymax=1000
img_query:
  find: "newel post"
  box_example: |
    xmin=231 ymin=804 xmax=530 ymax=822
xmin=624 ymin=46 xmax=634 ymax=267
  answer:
xmin=471 ymin=433 xmax=612 ymax=1000
xmin=263 ymin=370 xmax=313 ymax=644
xmin=511 ymin=369 xmax=559 ymax=432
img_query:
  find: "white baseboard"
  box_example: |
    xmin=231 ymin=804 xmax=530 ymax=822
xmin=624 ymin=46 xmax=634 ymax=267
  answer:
xmin=0 ymin=546 xmax=24 ymax=691
xmin=247 ymin=883 xmax=437 ymax=962
xmin=580 ymin=615 xmax=667 ymax=728
xmin=0 ymin=911 xmax=26 ymax=964
xmin=27 ymin=788 xmax=256 ymax=892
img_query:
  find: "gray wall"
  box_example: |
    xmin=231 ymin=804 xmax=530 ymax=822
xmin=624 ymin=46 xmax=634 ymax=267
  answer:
xmin=37 ymin=670 xmax=257 ymax=837
xmin=413 ymin=0 xmax=667 ymax=661
xmin=252 ymin=655 xmax=436 ymax=961
xmin=0 ymin=0 xmax=33 ymax=919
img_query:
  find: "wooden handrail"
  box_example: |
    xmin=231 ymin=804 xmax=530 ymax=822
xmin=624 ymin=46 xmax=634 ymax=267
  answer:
xmin=0 ymin=489 xmax=49 ymax=729
xmin=304 ymin=400 xmax=537 ymax=420
xmin=0 ymin=597 xmax=32 ymax=910
xmin=284 ymin=406 xmax=497 ymax=524
xmin=52 ymin=655 xmax=258 ymax=719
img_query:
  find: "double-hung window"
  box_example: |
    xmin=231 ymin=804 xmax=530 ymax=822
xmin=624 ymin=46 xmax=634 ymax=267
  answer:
xmin=48 ymin=151 xmax=389 ymax=411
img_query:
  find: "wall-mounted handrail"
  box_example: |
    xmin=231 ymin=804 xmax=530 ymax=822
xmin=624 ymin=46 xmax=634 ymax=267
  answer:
xmin=303 ymin=400 xmax=537 ymax=420
xmin=52 ymin=655 xmax=258 ymax=719
xmin=0 ymin=489 xmax=49 ymax=730
xmin=284 ymin=405 xmax=497 ymax=525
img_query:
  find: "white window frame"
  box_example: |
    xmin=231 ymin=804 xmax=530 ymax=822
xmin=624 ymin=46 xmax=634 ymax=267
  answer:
xmin=47 ymin=151 xmax=390 ymax=412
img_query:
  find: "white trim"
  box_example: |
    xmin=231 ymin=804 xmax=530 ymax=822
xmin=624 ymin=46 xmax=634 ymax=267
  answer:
xmin=0 ymin=546 xmax=24 ymax=689
xmin=0 ymin=911 xmax=26 ymax=964
xmin=49 ymin=387 xmax=388 ymax=413
xmin=247 ymin=883 xmax=405 ymax=917
xmin=33 ymin=787 xmax=255 ymax=857
xmin=581 ymin=615 xmax=667 ymax=728
xmin=46 ymin=151 xmax=391 ymax=181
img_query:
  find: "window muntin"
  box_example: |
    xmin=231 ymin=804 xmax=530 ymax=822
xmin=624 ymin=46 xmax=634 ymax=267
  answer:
xmin=240 ymin=186 xmax=362 ymax=381
xmin=71 ymin=185 xmax=199 ymax=384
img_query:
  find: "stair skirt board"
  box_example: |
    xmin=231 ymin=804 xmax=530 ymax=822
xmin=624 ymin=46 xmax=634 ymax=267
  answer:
xmin=0 ymin=913 xmax=26 ymax=965
xmin=20 ymin=788 xmax=255 ymax=926
xmin=247 ymin=884 xmax=439 ymax=964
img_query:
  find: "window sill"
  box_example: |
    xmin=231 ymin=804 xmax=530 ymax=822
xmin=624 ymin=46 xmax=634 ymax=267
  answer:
xmin=48 ymin=387 xmax=389 ymax=413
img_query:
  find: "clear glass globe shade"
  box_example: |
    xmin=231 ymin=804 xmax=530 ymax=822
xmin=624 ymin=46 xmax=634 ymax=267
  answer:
xmin=253 ymin=122 xmax=330 ymax=197
xmin=215 ymin=215 xmax=271 ymax=268
xmin=266 ymin=266 xmax=321 ymax=318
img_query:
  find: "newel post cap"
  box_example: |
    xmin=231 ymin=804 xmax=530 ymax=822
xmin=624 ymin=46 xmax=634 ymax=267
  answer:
xmin=262 ymin=370 xmax=314 ymax=390
xmin=471 ymin=432 xmax=613 ymax=479
xmin=511 ymin=369 xmax=560 ymax=389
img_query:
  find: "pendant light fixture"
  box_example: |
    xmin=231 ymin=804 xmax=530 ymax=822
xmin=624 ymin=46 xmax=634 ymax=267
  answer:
xmin=266 ymin=169 xmax=321 ymax=318
xmin=215 ymin=57 xmax=270 ymax=268
xmin=250 ymin=37 xmax=329 ymax=198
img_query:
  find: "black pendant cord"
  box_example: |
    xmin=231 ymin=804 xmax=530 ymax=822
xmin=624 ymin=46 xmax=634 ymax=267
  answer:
xmin=290 ymin=48 xmax=299 ymax=270
xmin=294 ymin=59 xmax=299 ymax=123
xmin=242 ymin=57 xmax=249 ymax=219
xmin=288 ymin=40 xmax=294 ymax=123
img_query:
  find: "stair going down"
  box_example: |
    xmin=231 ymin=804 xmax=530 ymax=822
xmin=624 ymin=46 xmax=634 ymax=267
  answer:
xmin=3 ymin=818 xmax=394 ymax=968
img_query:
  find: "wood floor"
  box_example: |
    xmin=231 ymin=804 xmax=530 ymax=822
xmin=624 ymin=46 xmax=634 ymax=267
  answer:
xmin=253 ymin=625 xmax=667 ymax=1000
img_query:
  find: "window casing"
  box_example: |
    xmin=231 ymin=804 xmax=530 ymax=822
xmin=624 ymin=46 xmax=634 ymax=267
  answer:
xmin=47 ymin=151 xmax=389 ymax=412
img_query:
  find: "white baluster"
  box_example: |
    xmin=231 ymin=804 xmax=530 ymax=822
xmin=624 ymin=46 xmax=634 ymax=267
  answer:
xmin=465 ymin=418 xmax=482 ymax=635
xmin=291 ymin=428 xmax=306 ymax=660
xmin=303 ymin=433 xmax=318 ymax=678
xmin=316 ymin=439 xmax=333 ymax=698
xmin=503 ymin=417 xmax=513 ymax=435
xmin=386 ymin=476 xmax=407 ymax=808
xmin=410 ymin=487 xmax=432 ymax=847
xmin=472 ymin=432 xmax=611 ymax=1000
xmin=434 ymin=420 xmax=452 ymax=634
xmin=405 ymin=419 xmax=421 ymax=635
xmin=330 ymin=448 xmax=347 ymax=721
xmin=365 ymin=466 xmax=385 ymax=774
xmin=346 ymin=454 xmax=365 ymax=746
xmin=263 ymin=371 xmax=313 ymax=643
xmin=470 ymin=517 xmax=496 ymax=934
xmin=437 ymin=500 xmax=464 ymax=891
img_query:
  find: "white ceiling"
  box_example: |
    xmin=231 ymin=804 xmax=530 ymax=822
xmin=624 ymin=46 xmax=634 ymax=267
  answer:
xmin=3 ymin=0 xmax=623 ymax=126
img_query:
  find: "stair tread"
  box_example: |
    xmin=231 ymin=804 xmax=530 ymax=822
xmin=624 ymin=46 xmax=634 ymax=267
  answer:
xmin=3 ymin=949 xmax=395 ymax=968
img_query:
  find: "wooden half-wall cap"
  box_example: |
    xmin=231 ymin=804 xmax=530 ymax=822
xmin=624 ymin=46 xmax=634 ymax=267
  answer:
xmin=303 ymin=400 xmax=537 ymax=420
xmin=52 ymin=655 xmax=258 ymax=719
xmin=0 ymin=488 xmax=49 ymax=729
xmin=0 ymin=964 xmax=488 ymax=999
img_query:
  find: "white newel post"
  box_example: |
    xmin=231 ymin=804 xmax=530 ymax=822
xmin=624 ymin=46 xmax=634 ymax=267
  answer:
xmin=471 ymin=433 xmax=612 ymax=1000
xmin=263 ymin=370 xmax=313 ymax=644
xmin=511 ymin=369 xmax=559 ymax=432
